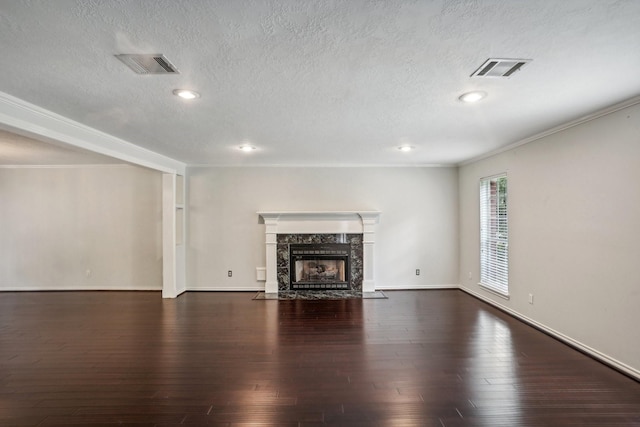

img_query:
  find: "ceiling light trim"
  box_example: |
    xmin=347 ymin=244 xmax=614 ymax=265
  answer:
xmin=173 ymin=89 xmax=200 ymax=99
xmin=459 ymin=91 xmax=487 ymax=103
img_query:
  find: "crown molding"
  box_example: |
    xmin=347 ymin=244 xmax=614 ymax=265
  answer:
xmin=459 ymin=94 xmax=640 ymax=166
xmin=0 ymin=164 xmax=133 ymax=169
xmin=0 ymin=91 xmax=186 ymax=174
xmin=187 ymin=163 xmax=454 ymax=168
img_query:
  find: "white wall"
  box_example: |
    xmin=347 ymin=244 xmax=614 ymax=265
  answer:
xmin=188 ymin=167 xmax=459 ymax=291
xmin=0 ymin=165 xmax=163 ymax=290
xmin=459 ymin=103 xmax=640 ymax=377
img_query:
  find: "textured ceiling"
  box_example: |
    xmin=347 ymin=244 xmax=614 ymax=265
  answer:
xmin=0 ymin=0 xmax=639 ymax=166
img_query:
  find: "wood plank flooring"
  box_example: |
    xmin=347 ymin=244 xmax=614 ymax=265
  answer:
xmin=0 ymin=290 xmax=638 ymax=426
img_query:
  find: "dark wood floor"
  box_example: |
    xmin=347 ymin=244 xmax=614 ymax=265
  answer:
xmin=0 ymin=290 xmax=638 ymax=426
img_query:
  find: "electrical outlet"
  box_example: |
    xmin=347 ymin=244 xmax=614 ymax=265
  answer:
xmin=228 ymin=270 xmax=232 ymax=277
xmin=467 ymin=272 xmax=472 ymax=280
xmin=85 ymin=269 xmax=91 ymax=277
xmin=416 ymin=269 xmax=420 ymax=276
xmin=528 ymin=293 xmax=534 ymax=304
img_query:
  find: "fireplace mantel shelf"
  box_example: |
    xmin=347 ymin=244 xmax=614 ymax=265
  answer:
xmin=258 ymin=211 xmax=380 ymax=222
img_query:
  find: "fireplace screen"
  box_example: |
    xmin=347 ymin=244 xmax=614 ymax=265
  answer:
xmin=289 ymin=243 xmax=350 ymax=290
xmin=295 ymin=259 xmax=345 ymax=282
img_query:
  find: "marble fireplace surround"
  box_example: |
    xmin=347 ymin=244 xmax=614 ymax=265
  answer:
xmin=257 ymin=211 xmax=381 ymax=294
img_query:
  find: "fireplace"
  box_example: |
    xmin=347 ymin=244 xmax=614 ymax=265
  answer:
xmin=277 ymin=234 xmax=362 ymax=291
xmin=289 ymin=243 xmax=350 ymax=290
xmin=257 ymin=211 xmax=380 ymax=294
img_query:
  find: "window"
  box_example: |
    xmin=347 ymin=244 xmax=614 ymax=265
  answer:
xmin=479 ymin=174 xmax=509 ymax=296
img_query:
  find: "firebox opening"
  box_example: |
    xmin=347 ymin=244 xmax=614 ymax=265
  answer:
xmin=289 ymin=243 xmax=350 ymax=290
xmin=295 ymin=259 xmax=346 ymax=282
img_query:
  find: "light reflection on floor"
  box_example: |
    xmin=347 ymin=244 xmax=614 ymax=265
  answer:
xmin=466 ymin=310 xmax=523 ymax=426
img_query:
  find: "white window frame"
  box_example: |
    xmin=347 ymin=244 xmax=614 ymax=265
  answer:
xmin=479 ymin=173 xmax=509 ymax=298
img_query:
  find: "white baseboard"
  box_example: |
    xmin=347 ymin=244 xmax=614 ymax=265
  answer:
xmin=186 ymin=284 xmax=459 ymax=292
xmin=377 ymin=284 xmax=459 ymax=290
xmin=460 ymin=286 xmax=640 ymax=381
xmin=1 ymin=285 xmax=161 ymax=291
xmin=187 ymin=286 xmax=263 ymax=292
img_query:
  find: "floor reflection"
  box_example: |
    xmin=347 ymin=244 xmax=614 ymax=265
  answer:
xmin=466 ymin=309 xmax=523 ymax=426
xmin=3 ymin=291 xmax=637 ymax=425
xmin=271 ymin=298 xmax=367 ymax=425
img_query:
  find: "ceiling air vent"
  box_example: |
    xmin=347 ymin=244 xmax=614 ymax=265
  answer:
xmin=115 ymin=54 xmax=180 ymax=74
xmin=471 ymin=58 xmax=531 ymax=78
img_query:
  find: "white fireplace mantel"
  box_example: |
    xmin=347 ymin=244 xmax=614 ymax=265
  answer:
xmin=257 ymin=211 xmax=381 ymax=294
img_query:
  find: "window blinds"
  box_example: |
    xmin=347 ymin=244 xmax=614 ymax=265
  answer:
xmin=480 ymin=174 xmax=508 ymax=295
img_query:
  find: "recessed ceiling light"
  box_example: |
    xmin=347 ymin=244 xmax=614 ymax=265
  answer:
xmin=398 ymin=145 xmax=414 ymax=152
xmin=173 ymin=89 xmax=200 ymax=99
xmin=458 ymin=91 xmax=487 ymax=103
xmin=239 ymin=145 xmax=256 ymax=152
